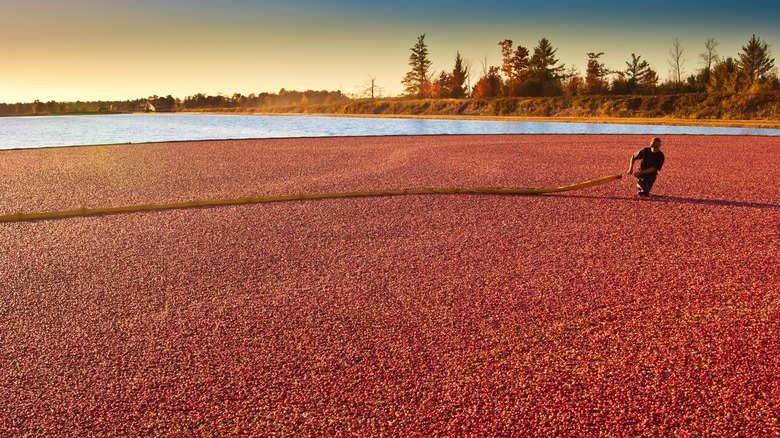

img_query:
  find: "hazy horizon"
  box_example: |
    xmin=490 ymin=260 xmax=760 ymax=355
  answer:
xmin=2 ymin=0 xmax=779 ymax=103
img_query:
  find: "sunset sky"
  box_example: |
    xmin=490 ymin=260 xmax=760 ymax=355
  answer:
xmin=2 ymin=0 xmax=778 ymax=103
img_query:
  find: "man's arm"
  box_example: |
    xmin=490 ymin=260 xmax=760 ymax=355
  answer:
xmin=632 ymin=167 xmax=658 ymax=177
xmin=626 ymin=152 xmax=640 ymax=174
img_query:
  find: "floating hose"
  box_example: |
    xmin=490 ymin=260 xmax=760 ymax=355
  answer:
xmin=0 ymin=174 xmax=622 ymax=223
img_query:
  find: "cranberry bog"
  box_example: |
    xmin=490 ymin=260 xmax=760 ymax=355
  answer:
xmin=1 ymin=135 xmax=778 ymax=436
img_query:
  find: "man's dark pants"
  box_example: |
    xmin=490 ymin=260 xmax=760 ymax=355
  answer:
xmin=637 ymin=174 xmax=657 ymax=195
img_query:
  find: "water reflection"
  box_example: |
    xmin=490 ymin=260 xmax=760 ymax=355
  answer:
xmin=1 ymin=113 xmax=779 ymax=149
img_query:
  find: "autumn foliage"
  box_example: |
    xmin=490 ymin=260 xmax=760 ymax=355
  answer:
xmin=1 ymin=135 xmax=779 ymax=436
xmin=472 ymin=67 xmax=502 ymax=99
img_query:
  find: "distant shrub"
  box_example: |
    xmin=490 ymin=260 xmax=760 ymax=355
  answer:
xmin=623 ymin=97 xmax=642 ymax=111
xmin=487 ymin=98 xmax=517 ymax=116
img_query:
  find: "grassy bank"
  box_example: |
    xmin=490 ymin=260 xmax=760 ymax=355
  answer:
xmin=182 ymin=92 xmax=780 ymax=129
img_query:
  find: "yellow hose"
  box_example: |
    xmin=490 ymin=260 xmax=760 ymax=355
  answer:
xmin=0 ymin=174 xmax=622 ymax=222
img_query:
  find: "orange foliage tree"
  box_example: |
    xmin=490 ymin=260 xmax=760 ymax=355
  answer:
xmin=472 ymin=67 xmax=502 ymax=99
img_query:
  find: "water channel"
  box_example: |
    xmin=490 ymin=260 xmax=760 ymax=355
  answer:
xmin=1 ymin=113 xmax=778 ymax=150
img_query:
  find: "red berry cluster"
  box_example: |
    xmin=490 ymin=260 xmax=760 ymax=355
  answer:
xmin=1 ymin=134 xmax=778 ymax=436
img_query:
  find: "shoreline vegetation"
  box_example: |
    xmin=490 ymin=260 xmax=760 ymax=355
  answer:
xmin=4 ymin=93 xmax=780 ymax=130
xmin=203 ymin=93 xmax=780 ymax=129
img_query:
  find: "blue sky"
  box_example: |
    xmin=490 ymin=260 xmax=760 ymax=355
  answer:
xmin=1 ymin=0 xmax=778 ymax=102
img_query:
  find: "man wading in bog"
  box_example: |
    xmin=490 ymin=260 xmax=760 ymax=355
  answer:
xmin=627 ymin=137 xmax=665 ymax=196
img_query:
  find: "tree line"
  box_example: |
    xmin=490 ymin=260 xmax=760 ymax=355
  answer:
xmin=181 ymin=90 xmax=347 ymax=110
xmin=0 ymin=90 xmax=348 ymax=116
xmin=401 ymin=34 xmax=778 ymax=99
xmin=2 ymin=33 xmax=776 ymax=116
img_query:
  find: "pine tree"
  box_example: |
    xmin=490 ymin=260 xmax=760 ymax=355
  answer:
xmin=450 ymin=51 xmax=469 ymax=98
xmin=527 ymin=38 xmax=566 ymax=95
xmin=738 ymin=34 xmax=775 ymax=85
xmin=530 ymin=38 xmax=565 ymax=83
xmin=585 ymin=52 xmax=609 ymax=95
xmin=402 ymin=34 xmax=433 ymax=97
xmin=623 ymin=54 xmax=655 ymax=93
xmin=432 ymin=71 xmax=452 ymax=98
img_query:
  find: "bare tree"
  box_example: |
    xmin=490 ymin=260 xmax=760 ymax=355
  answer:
xmin=478 ymin=54 xmax=490 ymax=78
xmin=698 ymin=38 xmax=719 ymax=85
xmin=700 ymin=38 xmax=719 ymax=72
xmin=462 ymin=57 xmax=474 ymax=94
xmin=668 ymin=36 xmax=687 ymax=83
xmin=359 ymin=75 xmax=384 ymax=100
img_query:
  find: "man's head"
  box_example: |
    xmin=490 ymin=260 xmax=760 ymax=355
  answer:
xmin=650 ymin=137 xmax=661 ymax=150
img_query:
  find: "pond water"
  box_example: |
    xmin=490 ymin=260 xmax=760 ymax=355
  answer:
xmin=1 ymin=113 xmax=779 ymax=150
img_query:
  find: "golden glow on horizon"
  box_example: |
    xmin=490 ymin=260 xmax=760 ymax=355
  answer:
xmin=2 ymin=0 xmax=779 ymax=103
